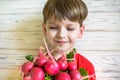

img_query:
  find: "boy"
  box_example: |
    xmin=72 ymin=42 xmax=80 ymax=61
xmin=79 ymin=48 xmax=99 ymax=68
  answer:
xmin=42 ymin=0 xmax=96 ymax=80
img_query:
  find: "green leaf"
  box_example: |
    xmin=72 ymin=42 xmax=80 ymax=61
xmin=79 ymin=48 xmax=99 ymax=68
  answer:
xmin=66 ymin=48 xmax=77 ymax=62
xmin=25 ymin=55 xmax=34 ymax=62
xmin=66 ymin=52 xmax=74 ymax=59
xmin=45 ymin=73 xmax=54 ymax=80
xmin=73 ymin=48 xmax=77 ymax=53
xmin=79 ymin=68 xmax=88 ymax=80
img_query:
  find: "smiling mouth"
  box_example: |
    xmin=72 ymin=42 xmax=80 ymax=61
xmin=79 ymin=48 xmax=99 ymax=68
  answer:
xmin=55 ymin=40 xmax=68 ymax=44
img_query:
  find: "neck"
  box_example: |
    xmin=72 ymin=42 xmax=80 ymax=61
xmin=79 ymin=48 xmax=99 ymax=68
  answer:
xmin=50 ymin=47 xmax=75 ymax=60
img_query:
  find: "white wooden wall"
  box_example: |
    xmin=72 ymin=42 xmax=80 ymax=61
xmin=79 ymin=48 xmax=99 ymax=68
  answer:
xmin=0 ymin=0 xmax=120 ymax=80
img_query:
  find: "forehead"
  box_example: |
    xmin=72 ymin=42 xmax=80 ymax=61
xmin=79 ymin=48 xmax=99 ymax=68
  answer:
xmin=47 ymin=16 xmax=80 ymax=26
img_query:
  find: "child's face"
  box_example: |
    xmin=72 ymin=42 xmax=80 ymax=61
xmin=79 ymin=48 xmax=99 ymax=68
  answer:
xmin=42 ymin=16 xmax=84 ymax=53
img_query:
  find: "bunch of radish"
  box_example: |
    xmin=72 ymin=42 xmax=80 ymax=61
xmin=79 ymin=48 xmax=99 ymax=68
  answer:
xmin=20 ymin=39 xmax=95 ymax=80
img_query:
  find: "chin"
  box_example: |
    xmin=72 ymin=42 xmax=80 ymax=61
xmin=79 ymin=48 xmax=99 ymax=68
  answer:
xmin=57 ymin=47 xmax=70 ymax=53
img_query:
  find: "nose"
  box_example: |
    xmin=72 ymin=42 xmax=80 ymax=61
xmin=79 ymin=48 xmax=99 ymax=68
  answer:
xmin=57 ymin=27 xmax=67 ymax=38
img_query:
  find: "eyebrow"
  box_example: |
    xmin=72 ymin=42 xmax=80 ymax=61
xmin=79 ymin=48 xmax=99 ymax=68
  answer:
xmin=48 ymin=21 xmax=55 ymax=24
xmin=47 ymin=20 xmax=79 ymax=27
xmin=47 ymin=21 xmax=57 ymax=25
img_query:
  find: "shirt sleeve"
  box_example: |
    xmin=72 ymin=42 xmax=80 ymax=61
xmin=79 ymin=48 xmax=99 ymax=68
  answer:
xmin=75 ymin=53 xmax=96 ymax=80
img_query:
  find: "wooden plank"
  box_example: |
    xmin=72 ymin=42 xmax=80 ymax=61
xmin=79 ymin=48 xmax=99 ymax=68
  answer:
xmin=84 ymin=0 xmax=120 ymax=13
xmin=0 ymin=0 xmax=46 ymax=15
xmin=85 ymin=13 xmax=120 ymax=31
xmin=0 ymin=31 xmax=119 ymax=50
xmin=79 ymin=51 xmax=120 ymax=80
xmin=77 ymin=31 xmax=120 ymax=50
xmin=0 ymin=13 xmax=119 ymax=31
xmin=0 ymin=68 xmax=21 ymax=80
xmin=0 ymin=49 xmax=37 ymax=68
xmin=0 ymin=0 xmax=119 ymax=15
xmin=0 ymin=19 xmax=43 ymax=32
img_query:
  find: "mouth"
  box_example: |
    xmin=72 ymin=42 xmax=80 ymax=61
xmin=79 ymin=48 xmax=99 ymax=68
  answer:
xmin=55 ymin=40 xmax=68 ymax=44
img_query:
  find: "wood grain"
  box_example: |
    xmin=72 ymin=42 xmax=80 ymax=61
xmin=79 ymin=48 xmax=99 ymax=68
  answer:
xmin=0 ymin=0 xmax=120 ymax=80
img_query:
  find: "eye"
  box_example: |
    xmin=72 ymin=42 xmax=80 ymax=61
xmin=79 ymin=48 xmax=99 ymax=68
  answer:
xmin=67 ymin=27 xmax=75 ymax=31
xmin=49 ymin=26 xmax=58 ymax=29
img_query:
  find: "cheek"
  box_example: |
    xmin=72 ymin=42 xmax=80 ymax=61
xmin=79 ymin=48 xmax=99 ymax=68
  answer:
xmin=69 ymin=32 xmax=79 ymax=43
xmin=46 ymin=31 xmax=57 ymax=40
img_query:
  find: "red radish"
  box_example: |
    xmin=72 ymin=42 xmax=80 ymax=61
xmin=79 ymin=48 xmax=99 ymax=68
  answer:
xmin=55 ymin=72 xmax=71 ymax=80
xmin=35 ymin=55 xmax=47 ymax=67
xmin=22 ymin=61 xmax=34 ymax=75
xmin=57 ymin=56 xmax=68 ymax=70
xmin=69 ymin=70 xmax=82 ymax=80
xmin=29 ymin=67 xmax=44 ymax=80
xmin=68 ymin=61 xmax=77 ymax=71
xmin=37 ymin=47 xmax=44 ymax=57
xmin=23 ymin=75 xmax=31 ymax=80
xmin=35 ymin=47 xmax=47 ymax=67
xmin=67 ymin=49 xmax=77 ymax=71
xmin=44 ymin=60 xmax=60 ymax=75
xmin=43 ymin=39 xmax=60 ymax=75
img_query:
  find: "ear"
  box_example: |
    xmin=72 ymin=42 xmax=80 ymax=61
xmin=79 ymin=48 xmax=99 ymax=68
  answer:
xmin=42 ymin=22 xmax=47 ymax=35
xmin=78 ymin=25 xmax=85 ymax=39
